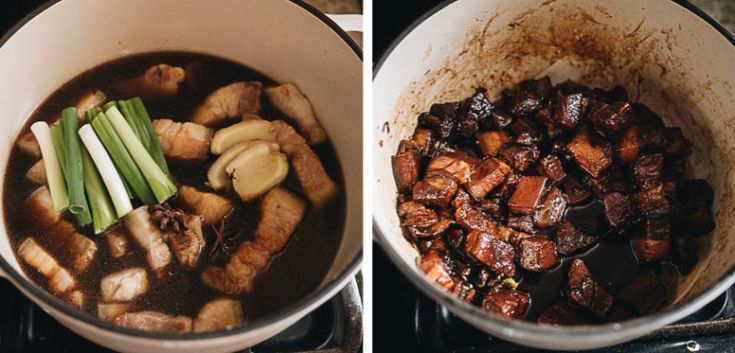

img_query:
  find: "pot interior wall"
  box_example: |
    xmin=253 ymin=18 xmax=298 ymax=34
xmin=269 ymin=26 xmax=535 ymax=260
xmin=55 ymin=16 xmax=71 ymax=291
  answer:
xmin=375 ymin=0 xmax=735 ymax=312
xmin=0 ymin=0 xmax=361 ymax=293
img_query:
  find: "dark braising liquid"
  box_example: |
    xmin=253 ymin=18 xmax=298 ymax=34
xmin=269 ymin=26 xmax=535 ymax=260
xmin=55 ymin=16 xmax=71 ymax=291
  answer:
xmin=3 ymin=52 xmax=345 ymax=320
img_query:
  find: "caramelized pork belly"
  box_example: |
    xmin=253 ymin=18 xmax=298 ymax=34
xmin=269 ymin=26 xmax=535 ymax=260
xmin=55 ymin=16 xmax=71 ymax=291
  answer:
xmin=482 ymin=289 xmax=531 ymax=318
xmin=272 ymin=120 xmax=338 ymax=206
xmin=565 ymin=259 xmax=614 ymax=319
xmin=192 ymin=81 xmax=262 ymax=127
xmin=265 ymin=83 xmax=327 ymax=144
xmin=152 ymin=119 xmax=213 ymax=161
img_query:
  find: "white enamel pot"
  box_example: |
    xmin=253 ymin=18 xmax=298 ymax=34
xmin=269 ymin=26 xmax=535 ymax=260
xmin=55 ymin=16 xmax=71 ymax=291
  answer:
xmin=0 ymin=1 xmax=362 ymax=352
xmin=374 ymin=0 xmax=735 ymax=350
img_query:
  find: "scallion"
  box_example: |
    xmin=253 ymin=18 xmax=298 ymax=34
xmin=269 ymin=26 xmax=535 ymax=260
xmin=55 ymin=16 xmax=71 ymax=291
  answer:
xmin=30 ymin=122 xmax=68 ymax=211
xmin=61 ymin=108 xmax=91 ymax=225
xmin=81 ymin=146 xmax=117 ymax=233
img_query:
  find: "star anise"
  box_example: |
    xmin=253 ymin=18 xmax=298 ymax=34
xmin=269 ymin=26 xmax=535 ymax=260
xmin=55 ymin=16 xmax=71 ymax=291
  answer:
xmin=209 ymin=218 xmax=238 ymax=257
xmin=150 ymin=203 xmax=188 ymax=233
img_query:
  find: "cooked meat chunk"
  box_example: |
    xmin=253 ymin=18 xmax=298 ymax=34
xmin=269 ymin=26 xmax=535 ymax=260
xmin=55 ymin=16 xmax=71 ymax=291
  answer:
xmin=631 ymin=154 xmax=663 ymax=190
xmin=265 ymin=83 xmax=327 ymax=144
xmin=465 ymin=230 xmax=516 ymax=276
xmin=602 ymin=192 xmax=634 ymax=229
xmin=105 ymin=226 xmax=129 ymax=258
xmin=587 ymin=170 xmax=628 ymax=198
xmin=534 ymin=186 xmax=567 ymax=228
xmin=644 ymin=216 xmax=670 ymax=240
xmin=392 ymin=145 xmax=420 ymax=193
xmin=519 ymin=237 xmax=558 ymax=271
xmin=457 ymin=88 xmax=494 ymax=137
xmin=152 ymin=119 xmax=213 ymax=161
xmin=510 ymin=118 xmax=543 ymax=146
xmin=203 ymin=187 xmax=305 ymax=294
xmin=192 ymin=81 xmax=262 ymax=127
xmin=426 ymin=153 xmax=476 ymax=184
xmin=98 ymin=303 xmax=132 ymax=322
xmin=507 ymin=214 xmax=535 ymax=233
xmin=552 ymin=92 xmax=588 ymax=129
xmin=419 ymin=101 xmax=461 ymax=139
xmin=560 ymin=176 xmax=591 ymax=205
xmin=537 ymin=155 xmax=566 ymax=181
xmin=178 ymin=186 xmax=234 ymax=226
xmin=619 ymin=269 xmax=668 ymax=314
xmin=477 ymin=131 xmax=510 ymax=157
xmin=18 ymin=238 xmax=77 ymax=298
xmin=465 ymin=158 xmax=511 ymax=200
xmin=193 ymin=298 xmax=245 ymax=332
xmin=75 ymin=90 xmax=106 ymax=118
xmin=635 ymin=184 xmax=671 ymax=216
xmin=412 ymin=171 xmax=458 ymax=208
xmin=166 ymin=214 xmax=205 ymax=267
xmin=124 ymin=207 xmax=172 ymax=273
xmin=663 ymin=127 xmax=692 ymax=158
xmin=272 ymin=120 xmax=339 ymax=207
xmin=565 ymin=259 xmax=614 ymax=318
xmin=411 ymin=128 xmax=435 ymax=156
xmin=25 ymin=186 xmax=60 ymax=229
xmin=537 ymin=302 xmax=591 ymax=325
xmin=113 ymin=311 xmax=192 ymax=333
xmin=509 ymin=77 xmax=550 ymax=116
xmin=26 ymin=159 xmax=46 ymax=184
xmin=453 ymin=190 xmax=495 ymax=234
xmin=678 ymin=179 xmax=716 ymax=237
xmin=617 ymin=126 xmax=666 ymax=164
xmin=567 ymin=128 xmax=613 ymax=177
xmin=17 ymin=132 xmax=41 ymax=158
xmin=588 ymin=101 xmax=632 ymax=135
xmin=482 ymin=289 xmax=531 ymax=318
xmin=419 ymin=251 xmax=456 ymax=290
xmin=632 ymin=232 xmax=671 ymax=263
xmin=116 ymin=64 xmax=185 ymax=99
xmin=498 ymin=144 xmax=539 ymax=171
xmin=398 ymin=200 xmax=453 ymax=239
xmin=101 ymin=268 xmax=149 ymax=302
xmin=554 ymin=221 xmax=598 ymax=256
xmin=508 ymin=176 xmax=551 ymax=215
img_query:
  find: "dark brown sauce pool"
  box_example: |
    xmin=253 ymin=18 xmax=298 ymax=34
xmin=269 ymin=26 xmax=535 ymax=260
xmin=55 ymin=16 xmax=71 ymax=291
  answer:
xmin=3 ymin=52 xmax=345 ymax=321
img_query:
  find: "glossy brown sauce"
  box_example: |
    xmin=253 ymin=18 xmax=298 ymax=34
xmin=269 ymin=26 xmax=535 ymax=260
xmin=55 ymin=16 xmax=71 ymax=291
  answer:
xmin=3 ymin=52 xmax=345 ymax=320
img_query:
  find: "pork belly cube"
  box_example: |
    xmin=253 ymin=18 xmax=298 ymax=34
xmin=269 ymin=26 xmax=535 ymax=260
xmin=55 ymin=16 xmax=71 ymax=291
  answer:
xmin=635 ymin=184 xmax=671 ymax=216
xmin=484 ymin=110 xmax=514 ymax=130
xmin=644 ymin=216 xmax=670 ymax=240
xmin=511 ymin=118 xmax=543 ymax=146
xmin=412 ymin=171 xmax=458 ymax=208
xmin=450 ymin=282 xmax=478 ymax=303
xmin=465 ymin=158 xmax=511 ymax=200
xmin=519 ymin=237 xmax=558 ymax=272
xmin=477 ymin=131 xmax=510 ymax=157
xmin=619 ymin=269 xmax=668 ymax=314
xmin=509 ymin=77 xmax=551 ymax=116
xmin=589 ymin=101 xmax=632 ymax=135
xmin=412 ymin=128 xmax=435 ymax=156
xmin=565 ymin=259 xmax=614 ymax=318
xmin=560 ymin=176 xmax=591 ymax=205
xmin=457 ymin=88 xmax=494 ymax=137
xmin=552 ymin=92 xmax=589 ymax=129
xmin=453 ymin=190 xmax=494 ymax=234
xmin=420 ymin=101 xmax=462 ymax=139
xmin=617 ymin=126 xmax=666 ymax=164
xmin=419 ymin=251 xmax=456 ymax=290
xmin=663 ymin=127 xmax=692 ymax=158
xmin=534 ymin=186 xmax=567 ymax=228
xmin=554 ymin=221 xmax=599 ymax=256
xmin=482 ymin=289 xmax=531 ymax=318
xmin=678 ymin=179 xmax=715 ymax=237
xmin=673 ymin=238 xmax=699 ymax=275
xmin=537 ymin=301 xmax=591 ymax=326
xmin=398 ymin=201 xmax=453 ymax=239
xmin=426 ymin=153 xmax=477 ymax=183
xmin=632 ymin=154 xmax=664 ymax=190
xmin=507 ymin=214 xmax=535 ymax=234
xmin=567 ymin=128 xmax=613 ymax=177
xmin=465 ymin=230 xmax=516 ymax=277
xmin=478 ymin=197 xmax=504 ymax=219
xmin=602 ymin=192 xmax=634 ymax=229
xmin=586 ymin=169 xmax=629 ymax=198
xmin=508 ymin=176 xmax=551 ymax=215
xmin=537 ymin=155 xmax=566 ymax=181
xmin=632 ymin=232 xmax=671 ymax=263
xmin=391 ymin=144 xmax=421 ymax=194
xmin=497 ymin=144 xmax=539 ymax=172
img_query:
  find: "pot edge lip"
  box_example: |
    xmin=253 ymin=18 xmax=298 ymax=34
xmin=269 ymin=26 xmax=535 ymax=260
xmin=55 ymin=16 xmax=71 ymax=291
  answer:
xmin=371 ymin=0 xmax=735 ymax=339
xmin=0 ymin=0 xmax=363 ymax=342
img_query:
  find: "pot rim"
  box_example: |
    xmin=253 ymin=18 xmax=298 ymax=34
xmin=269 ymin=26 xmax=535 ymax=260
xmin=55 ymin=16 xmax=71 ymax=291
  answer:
xmin=0 ymin=0 xmax=363 ymax=341
xmin=373 ymin=0 xmax=735 ymax=339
